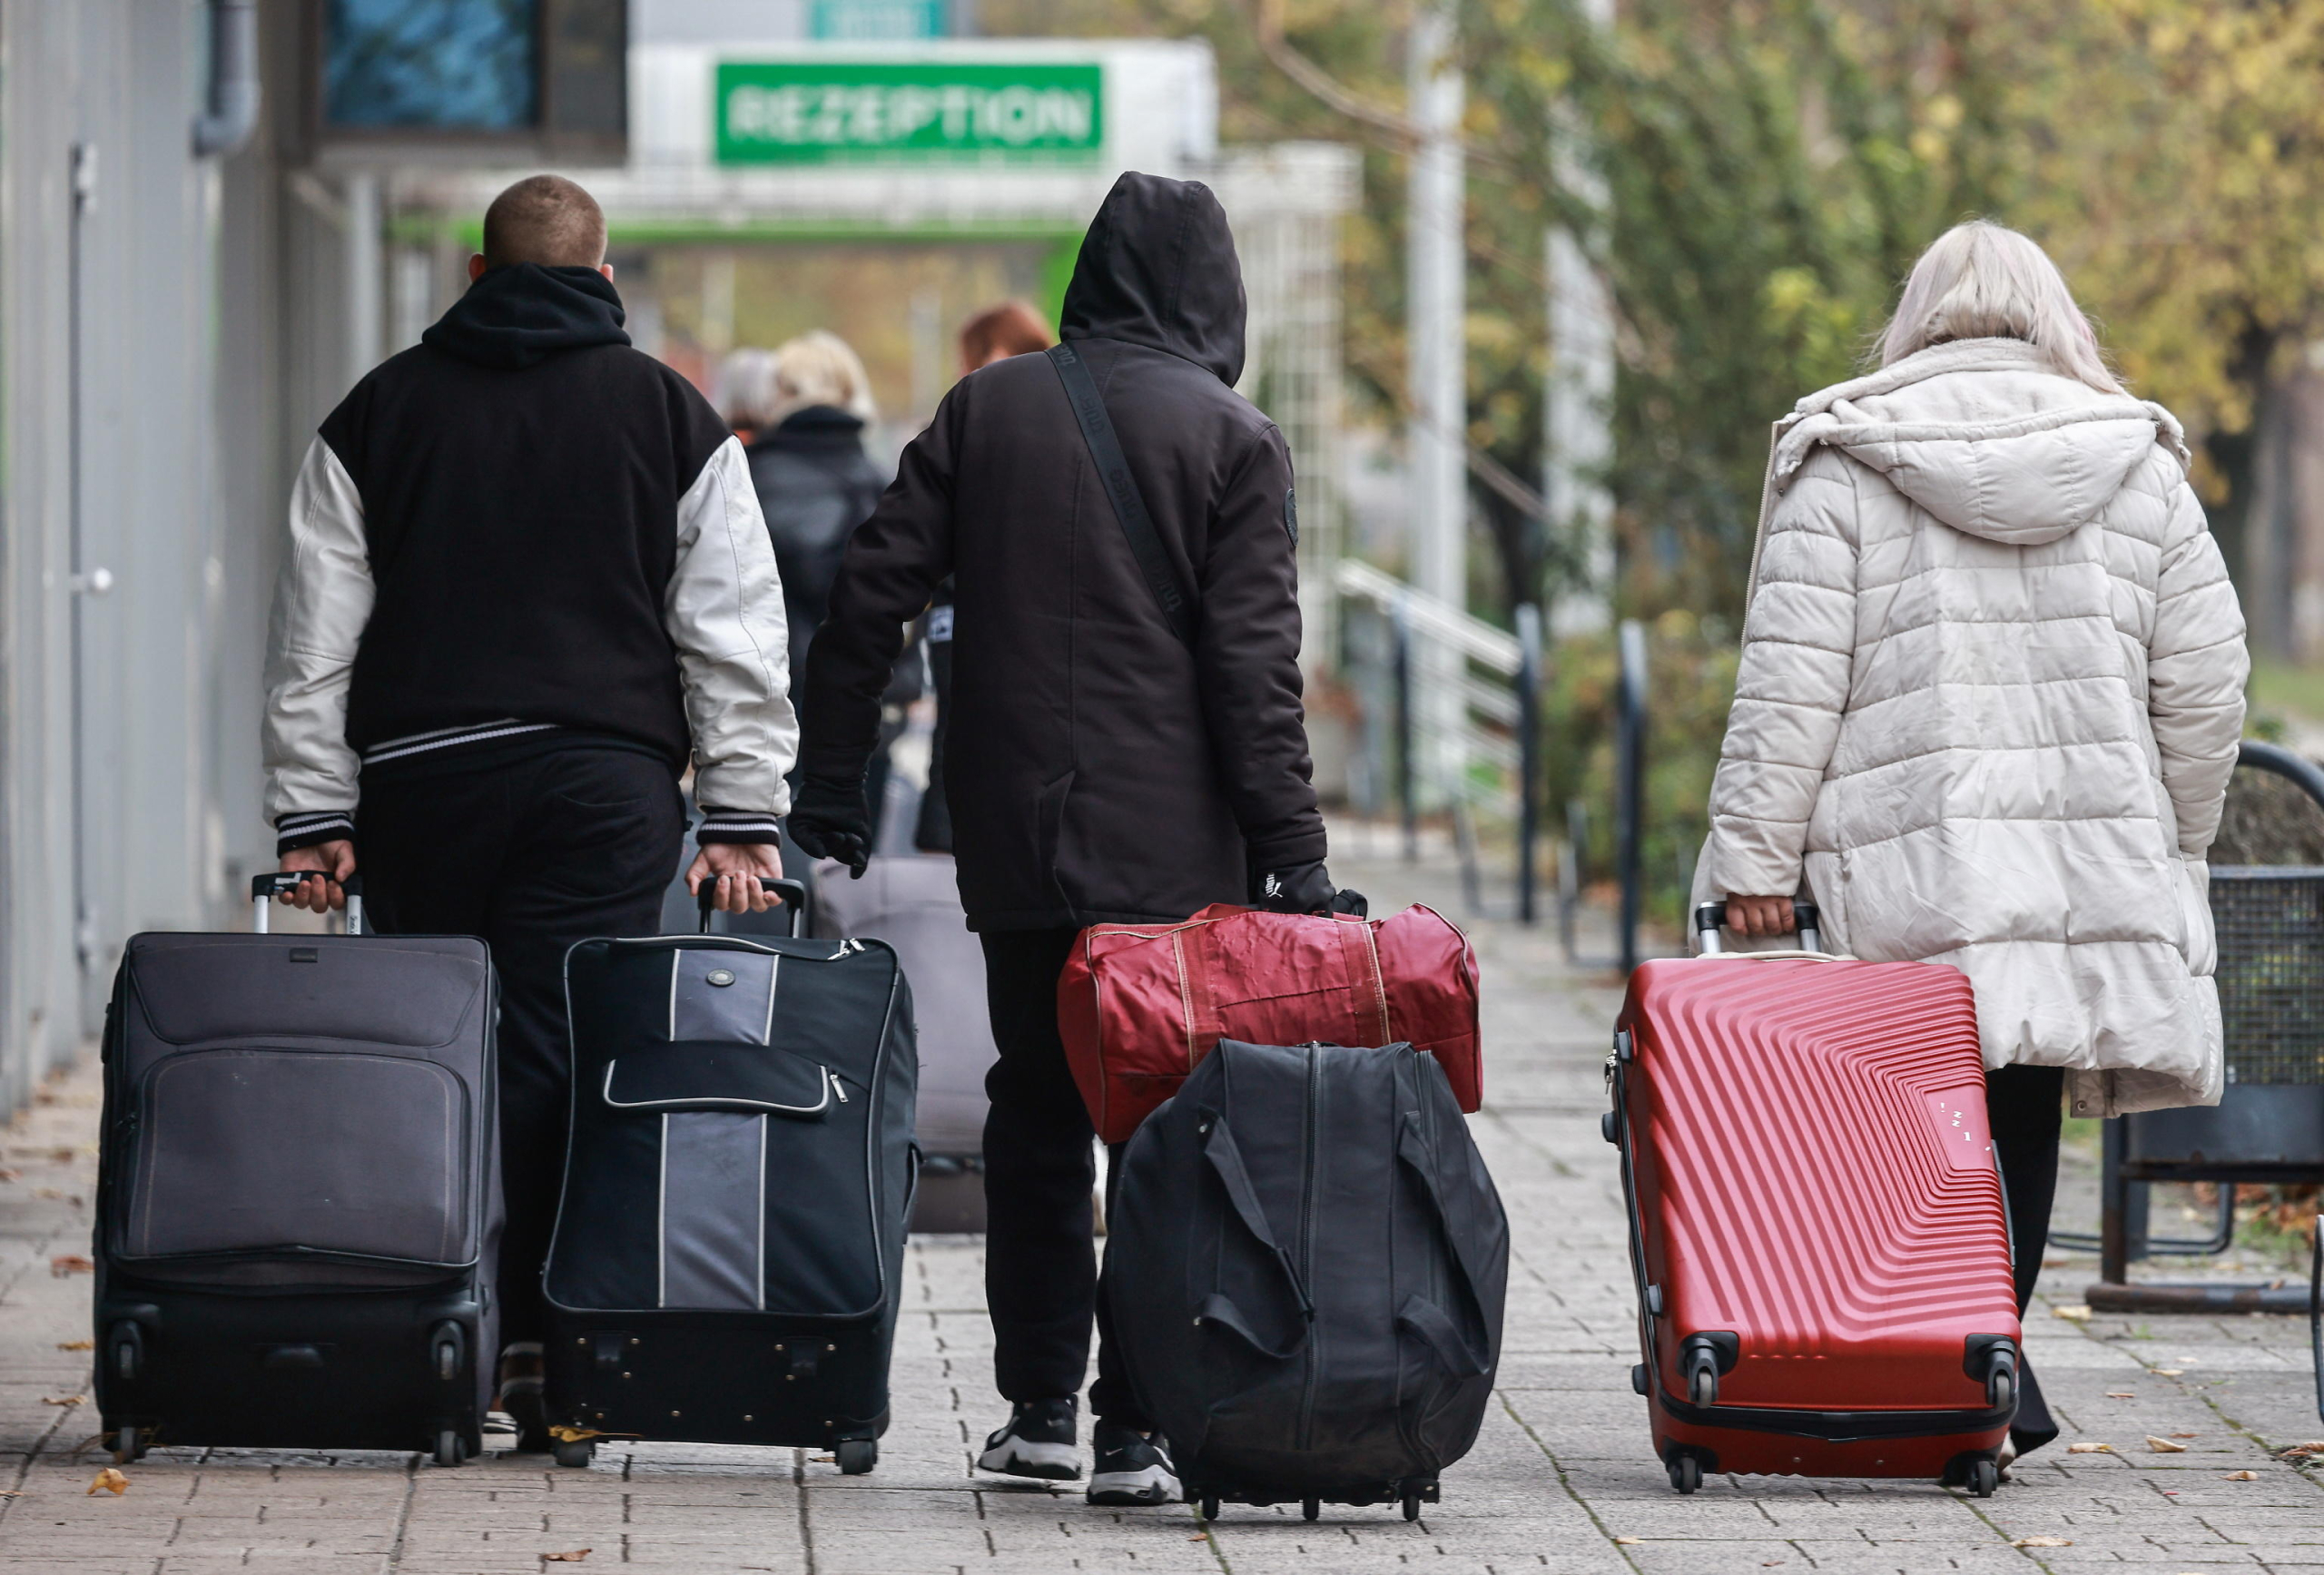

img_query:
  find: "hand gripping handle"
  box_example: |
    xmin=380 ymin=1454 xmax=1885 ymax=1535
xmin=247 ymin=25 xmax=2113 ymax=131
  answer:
xmin=696 ymin=876 xmax=808 ymax=937
xmin=1692 ymin=898 xmax=1820 ymax=955
xmin=251 ymin=871 xmax=364 ymax=936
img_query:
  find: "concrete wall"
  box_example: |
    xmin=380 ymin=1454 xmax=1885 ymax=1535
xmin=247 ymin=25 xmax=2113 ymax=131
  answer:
xmin=0 ymin=1 xmax=345 ymax=1108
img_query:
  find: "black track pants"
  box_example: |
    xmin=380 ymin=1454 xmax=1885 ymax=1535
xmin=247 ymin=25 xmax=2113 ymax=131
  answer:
xmin=979 ymin=927 xmax=1147 ymax=1429
xmin=356 ymin=748 xmax=685 ymax=1349
xmin=1985 ymin=1063 xmax=2065 ymax=1455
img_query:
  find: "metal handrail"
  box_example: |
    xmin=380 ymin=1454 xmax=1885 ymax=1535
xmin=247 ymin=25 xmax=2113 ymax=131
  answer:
xmin=1334 ymin=559 xmax=1521 ymax=674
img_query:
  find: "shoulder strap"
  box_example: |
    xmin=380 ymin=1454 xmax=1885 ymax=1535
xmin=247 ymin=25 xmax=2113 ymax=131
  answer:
xmin=1047 ymin=341 xmax=1199 ymax=648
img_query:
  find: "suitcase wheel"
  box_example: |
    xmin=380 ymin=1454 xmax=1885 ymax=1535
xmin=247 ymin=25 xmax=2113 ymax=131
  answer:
xmin=1667 ymin=1452 xmax=1702 ymax=1495
xmin=431 ymin=1430 xmax=467 ymax=1468
xmin=1399 ymin=1490 xmax=1421 ymax=1521
xmin=552 ymin=1437 xmax=596 ymax=1469
xmin=1302 ymin=1497 xmax=1320 ymax=1521
xmin=834 ymin=1438 xmax=877 ymax=1475
xmin=1967 ymin=1457 xmax=1999 ymax=1498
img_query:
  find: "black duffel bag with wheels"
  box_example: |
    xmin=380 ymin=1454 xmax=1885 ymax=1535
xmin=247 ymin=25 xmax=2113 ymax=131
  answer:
xmin=1107 ymin=1039 xmax=1509 ymax=1521
xmin=541 ymin=879 xmax=918 ymax=1475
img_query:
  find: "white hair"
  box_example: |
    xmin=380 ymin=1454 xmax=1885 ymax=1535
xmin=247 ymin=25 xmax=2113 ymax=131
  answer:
xmin=713 ymin=348 xmax=777 ymax=429
xmin=1876 ymin=220 xmax=2122 ymax=393
xmin=766 ymin=330 xmax=879 ymax=427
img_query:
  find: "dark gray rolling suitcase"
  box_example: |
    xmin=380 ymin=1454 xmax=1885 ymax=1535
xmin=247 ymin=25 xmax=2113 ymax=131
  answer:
xmin=94 ymin=874 xmax=501 ymax=1466
xmin=812 ymin=855 xmax=996 ymax=1232
xmin=541 ymin=879 xmax=917 ymax=1473
xmin=1108 ymin=1039 xmax=1509 ymax=1521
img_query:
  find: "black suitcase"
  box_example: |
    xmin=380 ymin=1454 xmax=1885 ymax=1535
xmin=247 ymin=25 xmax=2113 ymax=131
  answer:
xmin=541 ymin=880 xmax=917 ymax=1474
xmin=1108 ymin=1039 xmax=1509 ymax=1521
xmin=94 ymin=874 xmax=501 ymax=1466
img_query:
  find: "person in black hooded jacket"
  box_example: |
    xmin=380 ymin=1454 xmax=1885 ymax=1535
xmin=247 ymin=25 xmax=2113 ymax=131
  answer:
xmin=788 ymin=172 xmax=1354 ymax=1504
xmin=262 ymin=175 xmax=795 ymax=1449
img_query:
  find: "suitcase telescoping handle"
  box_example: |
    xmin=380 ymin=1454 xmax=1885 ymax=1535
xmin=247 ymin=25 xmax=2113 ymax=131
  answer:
xmin=251 ymin=871 xmax=364 ymax=937
xmin=695 ymin=876 xmax=808 ymax=938
xmin=1693 ymin=898 xmax=1818 ymax=955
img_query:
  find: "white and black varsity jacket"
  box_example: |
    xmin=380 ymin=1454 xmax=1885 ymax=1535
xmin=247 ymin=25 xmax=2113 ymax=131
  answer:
xmin=263 ymin=263 xmax=796 ymax=853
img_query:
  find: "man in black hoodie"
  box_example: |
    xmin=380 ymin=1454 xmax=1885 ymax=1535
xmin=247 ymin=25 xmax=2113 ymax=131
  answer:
xmin=262 ymin=175 xmax=793 ymax=1446
xmin=790 ymin=172 xmax=1352 ymax=1503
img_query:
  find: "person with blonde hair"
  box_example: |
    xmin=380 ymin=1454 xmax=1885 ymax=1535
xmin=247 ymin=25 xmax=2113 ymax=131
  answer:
xmin=1699 ymin=219 xmax=2248 ymax=1469
xmin=745 ymin=330 xmax=887 ymax=660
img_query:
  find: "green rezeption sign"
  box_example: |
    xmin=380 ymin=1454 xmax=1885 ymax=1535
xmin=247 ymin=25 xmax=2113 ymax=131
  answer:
xmin=716 ymin=62 xmax=1104 ymax=164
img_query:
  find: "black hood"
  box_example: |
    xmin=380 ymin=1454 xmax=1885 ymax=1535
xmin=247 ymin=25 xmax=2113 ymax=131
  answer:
xmin=1059 ymin=172 xmax=1245 ymax=386
xmin=423 ymin=262 xmax=630 ymax=369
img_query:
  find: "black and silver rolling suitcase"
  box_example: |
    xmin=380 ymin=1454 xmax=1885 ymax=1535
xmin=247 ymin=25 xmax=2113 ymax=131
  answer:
xmin=94 ymin=874 xmax=501 ymax=1465
xmin=541 ymin=880 xmax=918 ymax=1473
xmin=1108 ymin=1039 xmax=1509 ymax=1521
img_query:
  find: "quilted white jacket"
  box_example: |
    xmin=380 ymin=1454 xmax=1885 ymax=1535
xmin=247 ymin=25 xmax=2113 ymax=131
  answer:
xmin=1700 ymin=339 xmax=2249 ymax=1116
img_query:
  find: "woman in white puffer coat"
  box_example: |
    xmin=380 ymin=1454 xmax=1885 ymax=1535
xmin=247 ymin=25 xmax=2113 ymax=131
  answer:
xmin=1700 ymin=221 xmax=2248 ymax=1464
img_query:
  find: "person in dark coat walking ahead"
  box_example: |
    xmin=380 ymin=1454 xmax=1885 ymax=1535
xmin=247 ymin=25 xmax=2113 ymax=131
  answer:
xmin=263 ymin=174 xmax=793 ymax=1448
xmin=787 ymin=172 xmax=1354 ymax=1505
xmin=743 ymin=331 xmax=890 ymax=664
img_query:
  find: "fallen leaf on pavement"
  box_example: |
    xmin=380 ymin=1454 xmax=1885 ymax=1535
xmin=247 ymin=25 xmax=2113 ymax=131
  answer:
xmin=0 ymin=1491 xmax=19 ymax=1499
xmin=2153 ymin=1367 xmax=2185 ymax=1376
xmin=86 ymin=1468 xmax=127 ymax=1496
xmin=2066 ymin=1441 xmax=2113 ymax=1453
xmin=1613 ymin=1537 xmax=1640 ymax=1545
xmin=2013 ymin=1538 xmax=2073 ymax=1549
xmin=2172 ymin=1432 xmax=2199 ymax=1438
xmin=2223 ymin=1470 xmax=2260 ymax=1481
xmin=49 ymin=1255 xmax=92 ymax=1277
xmin=2106 ymin=1391 xmax=2136 ymax=1398
xmin=55 ymin=1340 xmax=92 ymax=1352
xmin=0 ymin=1168 xmax=19 ymax=1182
xmin=2146 ymin=1435 xmax=2188 ymax=1453
xmin=41 ymin=1396 xmax=84 ymax=1407
xmin=543 ymin=1553 xmax=591 ymax=1564
xmin=2280 ymin=1441 xmax=2324 ymax=1460
xmin=2052 ymin=1304 xmax=2093 ymax=1322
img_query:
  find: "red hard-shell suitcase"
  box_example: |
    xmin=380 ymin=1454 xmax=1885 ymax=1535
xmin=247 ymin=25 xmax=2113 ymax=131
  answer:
xmin=1608 ymin=901 xmax=2021 ymax=1496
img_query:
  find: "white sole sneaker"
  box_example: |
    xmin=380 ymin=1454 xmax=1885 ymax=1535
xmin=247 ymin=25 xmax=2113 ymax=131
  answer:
xmin=977 ymin=1437 xmax=1082 ymax=1481
xmin=1087 ymin=1462 xmax=1180 ymax=1505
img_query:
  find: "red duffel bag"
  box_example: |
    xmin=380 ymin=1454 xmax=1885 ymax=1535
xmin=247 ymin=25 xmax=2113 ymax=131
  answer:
xmin=1057 ymin=903 xmax=1481 ymax=1143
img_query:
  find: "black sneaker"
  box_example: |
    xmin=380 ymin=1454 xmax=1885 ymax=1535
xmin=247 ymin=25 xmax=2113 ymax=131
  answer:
xmin=976 ymin=1397 xmax=1081 ymax=1481
xmin=1087 ymin=1420 xmax=1178 ymax=1505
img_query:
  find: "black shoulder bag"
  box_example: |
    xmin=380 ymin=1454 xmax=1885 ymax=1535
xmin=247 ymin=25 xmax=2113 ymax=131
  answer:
xmin=1047 ymin=341 xmax=1199 ymax=648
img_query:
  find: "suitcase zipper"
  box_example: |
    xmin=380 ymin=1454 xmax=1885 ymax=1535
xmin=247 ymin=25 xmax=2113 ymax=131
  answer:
xmin=1296 ymin=1040 xmax=1321 ymax=1453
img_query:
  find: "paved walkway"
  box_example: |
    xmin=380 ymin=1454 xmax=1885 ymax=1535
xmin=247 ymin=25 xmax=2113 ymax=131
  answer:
xmin=1 ymin=849 xmax=2320 ymax=1571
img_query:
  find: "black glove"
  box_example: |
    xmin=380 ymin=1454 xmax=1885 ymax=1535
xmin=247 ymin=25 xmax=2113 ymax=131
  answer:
xmin=784 ymin=774 xmax=872 ymax=879
xmin=1250 ymin=861 xmax=1367 ymax=918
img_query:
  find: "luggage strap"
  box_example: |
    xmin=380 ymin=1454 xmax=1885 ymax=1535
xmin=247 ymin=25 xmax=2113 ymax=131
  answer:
xmin=1194 ymin=1107 xmax=1313 ymax=1359
xmin=1047 ymin=342 xmax=1199 ymax=649
xmin=1393 ymin=1111 xmax=1495 ymax=1378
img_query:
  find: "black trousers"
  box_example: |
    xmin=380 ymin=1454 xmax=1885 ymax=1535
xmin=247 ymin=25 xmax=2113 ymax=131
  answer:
xmin=1985 ymin=1063 xmax=2063 ymax=1454
xmin=356 ymin=747 xmax=685 ymax=1347
xmin=980 ymin=927 xmax=1147 ymax=1428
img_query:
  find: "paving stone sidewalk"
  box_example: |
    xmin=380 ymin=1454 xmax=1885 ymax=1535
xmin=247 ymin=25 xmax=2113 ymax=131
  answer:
xmin=0 ymin=845 xmax=2319 ymax=1572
